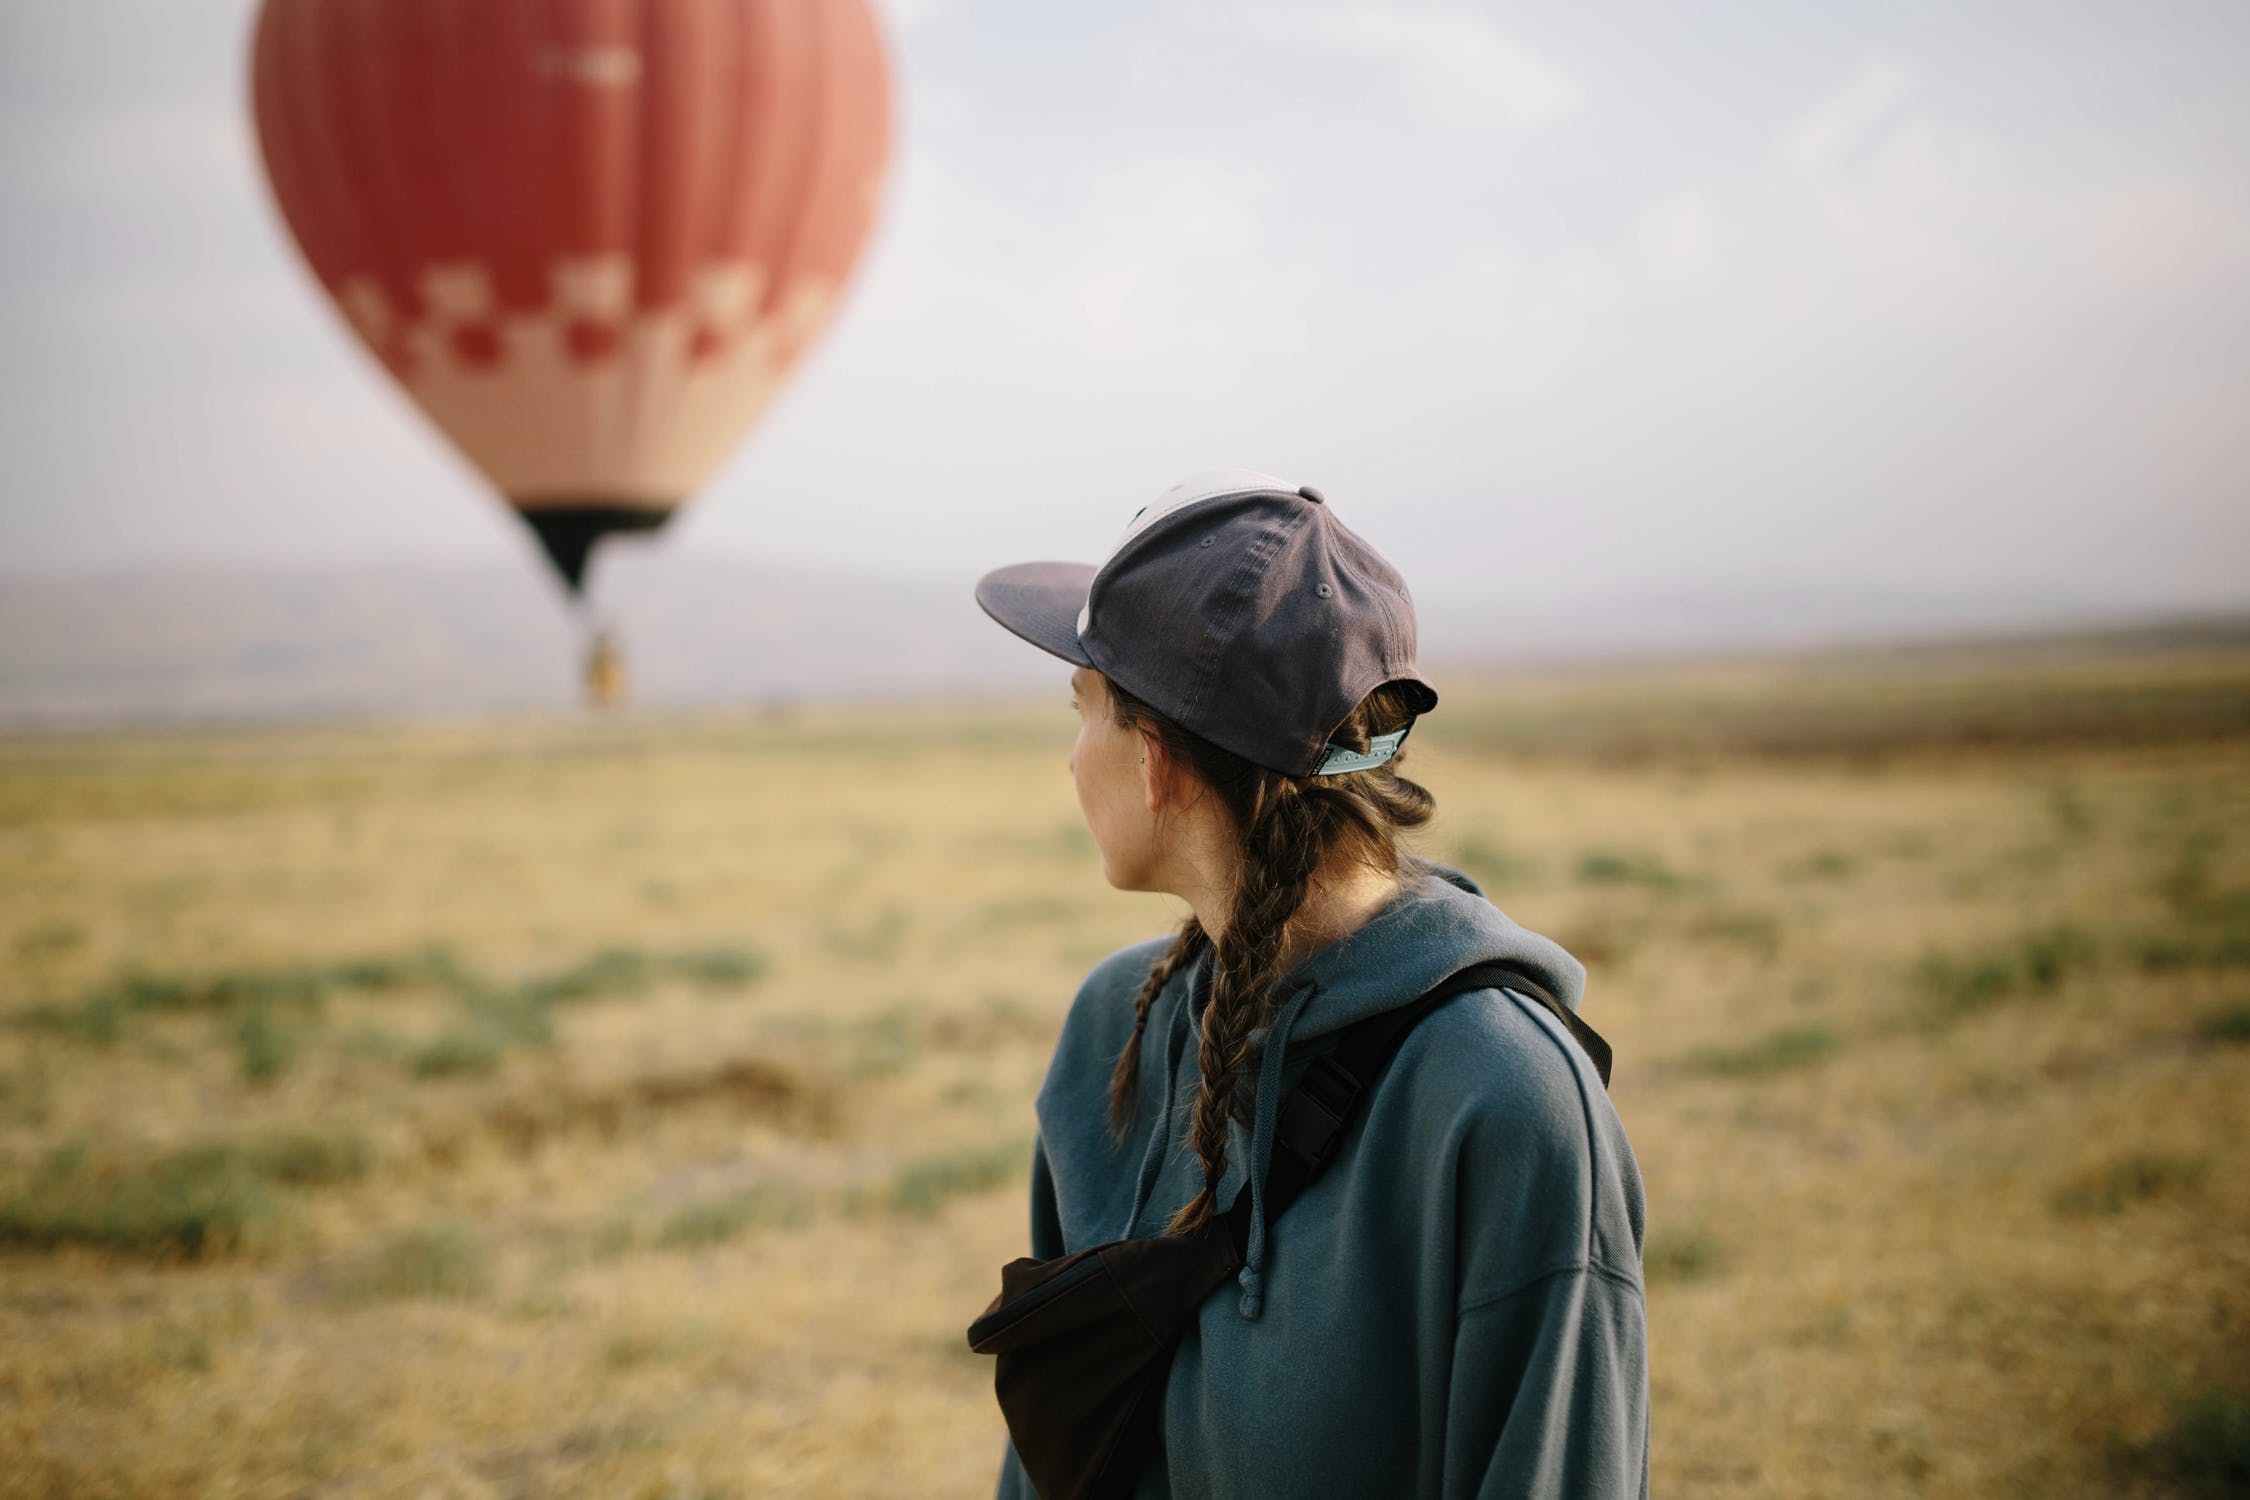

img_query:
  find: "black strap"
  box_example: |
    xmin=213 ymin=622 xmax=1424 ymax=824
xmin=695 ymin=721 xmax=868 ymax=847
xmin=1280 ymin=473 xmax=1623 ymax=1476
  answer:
xmin=1222 ymin=961 xmax=1613 ymax=1261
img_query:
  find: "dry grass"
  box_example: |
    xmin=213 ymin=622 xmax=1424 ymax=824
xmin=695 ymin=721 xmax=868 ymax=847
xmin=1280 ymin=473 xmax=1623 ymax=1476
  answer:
xmin=2 ymin=644 xmax=2247 ymax=1496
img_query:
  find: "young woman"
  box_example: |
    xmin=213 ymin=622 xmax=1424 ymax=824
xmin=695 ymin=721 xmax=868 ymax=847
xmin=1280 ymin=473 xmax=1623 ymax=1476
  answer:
xmin=972 ymin=471 xmax=1649 ymax=1499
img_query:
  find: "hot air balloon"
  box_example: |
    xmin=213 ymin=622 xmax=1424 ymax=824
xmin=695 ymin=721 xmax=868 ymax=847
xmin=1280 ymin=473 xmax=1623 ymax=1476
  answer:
xmin=248 ymin=0 xmax=893 ymax=701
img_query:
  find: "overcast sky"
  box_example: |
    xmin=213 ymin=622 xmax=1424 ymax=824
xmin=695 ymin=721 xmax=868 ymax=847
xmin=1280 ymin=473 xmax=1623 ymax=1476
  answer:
xmin=2 ymin=1 xmax=2244 ymax=627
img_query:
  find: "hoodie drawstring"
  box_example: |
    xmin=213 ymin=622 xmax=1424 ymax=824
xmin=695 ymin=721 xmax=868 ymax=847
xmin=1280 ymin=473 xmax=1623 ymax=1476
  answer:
xmin=1237 ymin=983 xmax=1316 ymax=1320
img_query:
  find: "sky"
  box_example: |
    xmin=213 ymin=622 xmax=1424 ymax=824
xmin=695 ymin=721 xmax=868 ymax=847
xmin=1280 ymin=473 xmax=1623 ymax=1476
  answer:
xmin=2 ymin=0 xmax=2245 ymax=630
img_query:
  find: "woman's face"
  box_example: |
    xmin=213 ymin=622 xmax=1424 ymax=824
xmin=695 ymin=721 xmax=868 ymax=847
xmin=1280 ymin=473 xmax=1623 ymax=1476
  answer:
xmin=1068 ymin=667 xmax=1159 ymax=891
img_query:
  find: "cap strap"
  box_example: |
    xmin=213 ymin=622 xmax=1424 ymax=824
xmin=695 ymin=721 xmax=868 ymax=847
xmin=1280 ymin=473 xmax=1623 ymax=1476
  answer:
xmin=1312 ymin=725 xmax=1409 ymax=776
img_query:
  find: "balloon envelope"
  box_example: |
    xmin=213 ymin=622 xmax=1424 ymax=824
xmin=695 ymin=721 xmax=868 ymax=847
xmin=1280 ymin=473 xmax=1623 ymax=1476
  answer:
xmin=249 ymin=0 xmax=893 ymax=592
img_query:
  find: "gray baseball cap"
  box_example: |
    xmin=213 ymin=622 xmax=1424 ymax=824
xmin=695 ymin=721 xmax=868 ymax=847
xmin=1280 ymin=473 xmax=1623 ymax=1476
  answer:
xmin=974 ymin=468 xmax=1439 ymax=778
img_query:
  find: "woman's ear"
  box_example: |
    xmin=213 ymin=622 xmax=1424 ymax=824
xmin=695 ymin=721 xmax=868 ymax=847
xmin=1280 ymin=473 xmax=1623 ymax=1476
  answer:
xmin=1138 ymin=730 xmax=1169 ymax=816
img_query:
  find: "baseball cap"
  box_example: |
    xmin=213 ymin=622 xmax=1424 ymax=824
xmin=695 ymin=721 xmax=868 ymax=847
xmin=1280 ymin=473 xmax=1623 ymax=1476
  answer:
xmin=974 ymin=469 xmax=1439 ymax=778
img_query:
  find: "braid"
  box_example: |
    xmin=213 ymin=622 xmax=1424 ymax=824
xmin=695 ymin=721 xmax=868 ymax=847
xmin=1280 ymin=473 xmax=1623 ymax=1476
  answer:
xmin=1165 ymin=783 xmax=1326 ymax=1235
xmin=1087 ymin=671 xmax=1437 ymax=1238
xmin=1106 ymin=917 xmax=1208 ymax=1141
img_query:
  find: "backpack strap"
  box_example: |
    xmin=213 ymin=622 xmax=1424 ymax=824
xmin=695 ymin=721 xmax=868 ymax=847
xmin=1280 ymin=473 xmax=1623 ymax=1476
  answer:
xmin=1223 ymin=960 xmax=1613 ymax=1260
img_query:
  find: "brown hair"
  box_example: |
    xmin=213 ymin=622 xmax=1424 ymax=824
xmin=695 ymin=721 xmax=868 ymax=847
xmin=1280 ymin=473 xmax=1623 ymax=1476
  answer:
xmin=1098 ymin=673 xmax=1437 ymax=1235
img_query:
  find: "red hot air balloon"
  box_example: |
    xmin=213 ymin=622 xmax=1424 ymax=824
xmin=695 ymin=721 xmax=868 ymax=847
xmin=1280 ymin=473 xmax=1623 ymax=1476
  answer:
xmin=247 ymin=0 xmax=894 ymax=640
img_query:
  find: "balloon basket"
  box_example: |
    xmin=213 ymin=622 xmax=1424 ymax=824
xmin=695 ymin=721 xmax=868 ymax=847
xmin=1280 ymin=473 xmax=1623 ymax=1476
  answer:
xmin=584 ymin=632 xmax=626 ymax=710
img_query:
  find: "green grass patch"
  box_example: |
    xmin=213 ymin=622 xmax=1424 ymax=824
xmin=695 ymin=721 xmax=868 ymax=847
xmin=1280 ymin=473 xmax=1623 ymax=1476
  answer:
xmin=233 ymin=1005 xmax=298 ymax=1085
xmin=240 ymin=1129 xmax=374 ymax=1187
xmin=655 ymin=1184 xmax=814 ymax=1249
xmin=330 ymin=1223 xmax=495 ymax=1304
xmin=2131 ymin=929 xmax=2250 ymax=973
xmin=1643 ymin=1229 xmax=1724 ymax=1283
xmin=12 ymin=942 xmax=767 ymax=1069
xmin=2050 ymin=1152 xmax=2211 ymax=1217
xmin=1777 ymin=850 xmax=1860 ymax=883
xmin=11 ymin=945 xmax=465 ymax=1047
xmin=17 ymin=991 xmax=128 ymax=1045
xmin=516 ymin=944 xmax=771 ymax=1005
xmin=885 ymin=1138 xmax=1031 ymax=1218
xmin=2199 ymin=887 xmax=2250 ymax=926
xmin=2154 ymin=827 xmax=2223 ymax=916
xmin=2020 ymin=923 xmax=2099 ymax=987
xmin=0 ymin=1141 xmax=284 ymax=1258
xmin=410 ymin=1029 xmax=503 ymax=1079
xmin=2130 ymin=859 xmax=2250 ymax=972
xmin=1911 ymin=952 xmax=2017 ymax=1015
xmin=1911 ymin=922 xmax=2100 ymax=1024
xmin=318 ymin=948 xmax=469 ymax=992
xmin=669 ymin=946 xmax=769 ymax=991
xmin=0 ymin=1124 xmax=372 ymax=1259
xmin=520 ymin=947 xmax=658 ymax=1006
xmin=1679 ymin=1024 xmax=1840 ymax=1079
xmin=331 ymin=1222 xmax=492 ymax=1302
xmin=1575 ymin=848 xmax=1690 ymax=891
xmin=457 ymin=983 xmax=555 ymax=1047
xmin=13 ymin=920 xmax=86 ymax=958
xmin=2197 ymin=1001 xmax=2250 ymax=1043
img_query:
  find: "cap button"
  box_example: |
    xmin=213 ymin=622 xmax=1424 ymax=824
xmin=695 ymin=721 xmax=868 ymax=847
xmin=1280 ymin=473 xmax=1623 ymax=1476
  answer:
xmin=1297 ymin=485 xmax=1325 ymax=505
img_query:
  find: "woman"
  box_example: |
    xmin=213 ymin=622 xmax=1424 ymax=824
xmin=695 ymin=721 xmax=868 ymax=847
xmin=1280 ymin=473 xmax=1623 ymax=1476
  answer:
xmin=971 ymin=471 xmax=1650 ymax=1499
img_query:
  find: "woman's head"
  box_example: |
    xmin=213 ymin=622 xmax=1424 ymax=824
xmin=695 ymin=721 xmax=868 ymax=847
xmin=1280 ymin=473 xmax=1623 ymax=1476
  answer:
xmin=1079 ymin=664 xmax=1437 ymax=1235
xmin=1065 ymin=663 xmax=1429 ymax=902
xmin=976 ymin=471 xmax=1442 ymax=1236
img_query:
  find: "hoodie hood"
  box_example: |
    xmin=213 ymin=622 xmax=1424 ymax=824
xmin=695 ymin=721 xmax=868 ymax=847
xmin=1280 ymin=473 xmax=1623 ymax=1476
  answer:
xmin=1186 ymin=854 xmax=1586 ymax=1318
xmin=1218 ymin=855 xmax=1586 ymax=1036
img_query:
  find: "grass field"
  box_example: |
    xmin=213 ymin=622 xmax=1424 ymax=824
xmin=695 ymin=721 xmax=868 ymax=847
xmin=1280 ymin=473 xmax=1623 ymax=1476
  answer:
xmin=2 ymin=641 xmax=2247 ymax=1498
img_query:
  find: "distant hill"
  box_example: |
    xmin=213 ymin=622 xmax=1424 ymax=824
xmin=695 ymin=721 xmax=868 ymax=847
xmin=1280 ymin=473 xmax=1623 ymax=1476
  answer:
xmin=0 ymin=553 xmax=2242 ymax=730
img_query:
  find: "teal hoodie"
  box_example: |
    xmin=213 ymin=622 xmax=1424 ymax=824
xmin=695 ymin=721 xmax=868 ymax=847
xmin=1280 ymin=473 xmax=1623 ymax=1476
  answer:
xmin=991 ymin=855 xmax=1649 ymax=1499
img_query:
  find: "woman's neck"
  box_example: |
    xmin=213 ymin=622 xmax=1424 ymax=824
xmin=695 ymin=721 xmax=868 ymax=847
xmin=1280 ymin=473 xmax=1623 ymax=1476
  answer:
xmin=1206 ymin=860 xmax=1404 ymax=973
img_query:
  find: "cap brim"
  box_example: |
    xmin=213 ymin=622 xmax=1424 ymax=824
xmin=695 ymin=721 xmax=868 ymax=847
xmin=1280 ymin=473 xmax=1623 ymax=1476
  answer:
xmin=1397 ymin=676 xmax=1440 ymax=715
xmin=975 ymin=561 xmax=1098 ymax=669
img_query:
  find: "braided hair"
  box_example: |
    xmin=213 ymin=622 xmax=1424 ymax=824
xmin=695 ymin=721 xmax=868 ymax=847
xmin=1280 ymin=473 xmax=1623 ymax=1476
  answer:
xmin=1097 ymin=674 xmax=1437 ymax=1236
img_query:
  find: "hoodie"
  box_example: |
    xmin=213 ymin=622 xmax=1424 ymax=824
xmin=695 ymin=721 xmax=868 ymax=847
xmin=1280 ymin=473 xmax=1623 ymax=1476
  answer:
xmin=992 ymin=856 xmax=1650 ymax=1500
